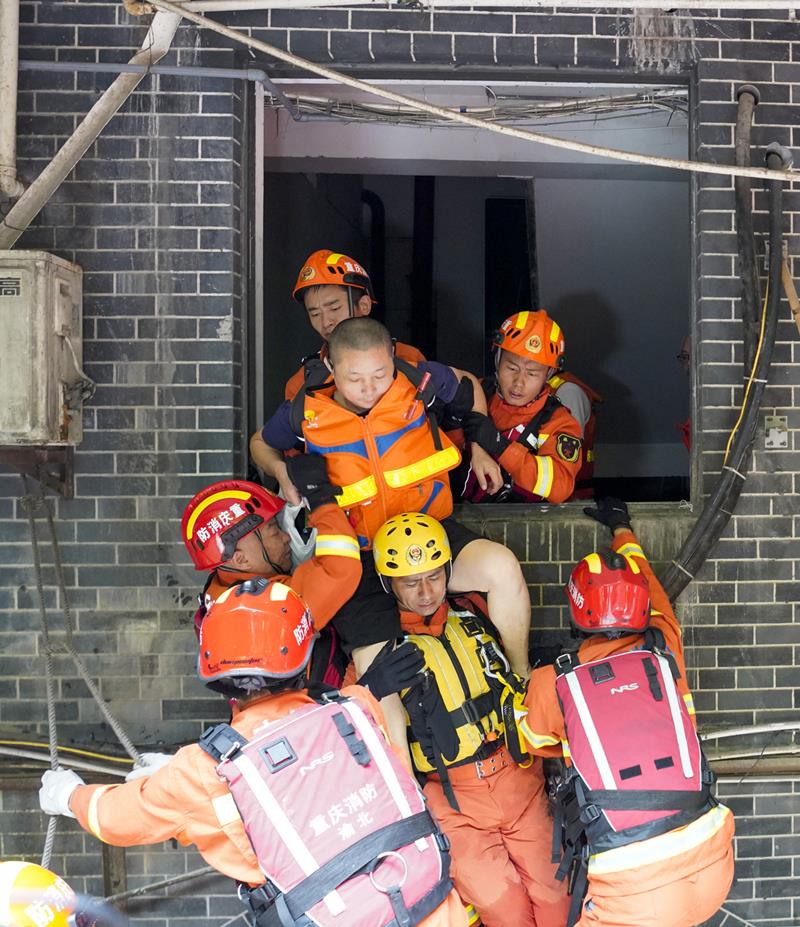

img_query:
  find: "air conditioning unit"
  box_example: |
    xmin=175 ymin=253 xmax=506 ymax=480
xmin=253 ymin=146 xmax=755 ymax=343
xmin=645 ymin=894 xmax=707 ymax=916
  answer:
xmin=0 ymin=251 xmax=88 ymax=445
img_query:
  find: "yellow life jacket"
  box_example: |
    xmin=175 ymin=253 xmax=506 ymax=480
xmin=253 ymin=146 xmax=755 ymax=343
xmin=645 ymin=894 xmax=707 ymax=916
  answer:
xmin=402 ymin=599 xmax=527 ymax=776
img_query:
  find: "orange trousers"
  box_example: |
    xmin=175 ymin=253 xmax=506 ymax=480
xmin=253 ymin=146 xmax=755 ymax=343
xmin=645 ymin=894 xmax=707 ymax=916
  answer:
xmin=424 ymin=753 xmax=569 ymax=927
xmin=576 ymin=808 xmax=735 ymax=927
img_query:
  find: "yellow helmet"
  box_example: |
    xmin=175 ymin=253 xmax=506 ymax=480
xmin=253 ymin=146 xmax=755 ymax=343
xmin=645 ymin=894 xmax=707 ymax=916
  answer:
xmin=0 ymin=861 xmax=77 ymax=927
xmin=373 ymin=513 xmax=452 ymax=584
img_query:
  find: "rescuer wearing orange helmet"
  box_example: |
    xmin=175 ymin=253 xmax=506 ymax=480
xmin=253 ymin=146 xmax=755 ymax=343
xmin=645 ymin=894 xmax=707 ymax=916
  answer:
xmin=362 ymin=513 xmax=570 ymax=927
xmin=460 ymin=310 xmax=599 ymax=503
xmin=522 ymin=498 xmax=734 ymax=926
xmin=284 ymin=249 xmax=426 ymax=401
xmin=181 ymin=473 xmax=361 ymax=686
xmin=39 ymin=582 xmax=468 ymax=927
xmin=250 ymin=317 xmax=532 ymax=753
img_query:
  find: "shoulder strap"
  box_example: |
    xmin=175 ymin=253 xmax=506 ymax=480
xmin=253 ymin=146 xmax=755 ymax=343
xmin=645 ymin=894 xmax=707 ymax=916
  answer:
xmin=198 ymin=723 xmax=248 ymax=762
xmin=394 ymin=357 xmax=444 ymax=451
xmin=482 ymin=377 xmax=497 ymax=403
xmin=516 ymin=393 xmax=563 ymax=452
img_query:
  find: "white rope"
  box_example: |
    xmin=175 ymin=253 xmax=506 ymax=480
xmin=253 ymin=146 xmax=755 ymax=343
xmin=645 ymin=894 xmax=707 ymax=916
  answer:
xmin=151 ymin=0 xmax=796 ymax=185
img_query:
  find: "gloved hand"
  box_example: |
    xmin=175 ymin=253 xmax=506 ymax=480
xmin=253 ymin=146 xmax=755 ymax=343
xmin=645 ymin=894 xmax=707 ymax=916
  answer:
xmin=357 ymin=642 xmax=425 ymax=701
xmin=439 ymin=376 xmax=475 ymax=429
xmin=412 ymin=677 xmax=460 ymax=764
xmin=285 ymin=454 xmax=342 ymax=510
xmin=583 ymin=497 xmax=632 ymax=535
xmin=463 ymin=412 xmax=510 ymax=457
xmin=39 ymin=767 xmax=84 ymax=817
xmin=125 ymin=752 xmax=172 ymax=782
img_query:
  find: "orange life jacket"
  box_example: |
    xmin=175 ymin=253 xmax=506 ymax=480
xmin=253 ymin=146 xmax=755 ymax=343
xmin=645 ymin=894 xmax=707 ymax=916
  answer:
xmin=293 ymin=364 xmax=461 ymax=548
xmin=548 ymin=371 xmax=602 ymax=499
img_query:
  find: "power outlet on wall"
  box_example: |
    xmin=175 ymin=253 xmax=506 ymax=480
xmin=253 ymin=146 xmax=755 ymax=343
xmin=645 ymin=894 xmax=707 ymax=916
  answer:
xmin=764 ymin=415 xmax=789 ymax=449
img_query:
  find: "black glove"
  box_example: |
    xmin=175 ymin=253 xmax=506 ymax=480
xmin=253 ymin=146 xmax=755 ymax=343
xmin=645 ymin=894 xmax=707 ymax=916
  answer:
xmin=583 ymin=497 xmax=632 ymax=534
xmin=285 ymin=454 xmax=341 ymax=509
xmin=411 ymin=676 xmax=460 ymax=764
xmin=463 ymin=411 xmax=510 ymax=456
xmin=357 ymin=642 xmax=426 ymax=701
xmin=440 ymin=376 xmax=475 ymax=430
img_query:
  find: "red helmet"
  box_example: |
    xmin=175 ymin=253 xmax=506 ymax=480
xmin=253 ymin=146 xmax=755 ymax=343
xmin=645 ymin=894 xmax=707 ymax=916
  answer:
xmin=293 ymin=249 xmax=373 ymax=303
xmin=566 ymin=549 xmax=651 ymax=635
xmin=198 ymin=578 xmax=316 ymax=691
xmin=493 ymin=310 xmax=565 ymax=370
xmin=182 ymin=480 xmax=285 ymax=571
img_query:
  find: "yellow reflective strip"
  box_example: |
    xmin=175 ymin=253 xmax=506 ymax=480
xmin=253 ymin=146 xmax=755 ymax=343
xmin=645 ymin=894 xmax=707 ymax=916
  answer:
xmin=516 ymin=310 xmax=529 ymax=329
xmin=185 ymin=489 xmax=252 ymax=539
xmin=383 ymin=446 xmax=460 ymax=489
xmin=548 ymin=374 xmax=565 ymax=388
xmin=533 ymin=455 xmax=554 ymax=497
xmin=326 ymin=252 xmax=343 ymax=264
xmin=617 ymin=543 xmax=645 ymax=560
xmin=586 ymin=450 xmax=594 ymax=462
xmin=524 ymin=729 xmax=561 ymax=749
xmin=315 ymin=534 xmax=361 ymax=560
xmin=550 ymin=321 xmax=562 ymax=343
xmin=584 ymin=552 xmax=602 ymax=574
xmin=212 ymin=793 xmax=241 ymax=827
xmin=465 ymin=903 xmax=480 ymax=926
xmin=336 ymin=475 xmax=377 ymax=508
xmin=538 ymin=433 xmax=550 ymax=446
xmin=589 ymin=805 xmax=731 ymax=875
xmin=87 ymin=785 xmax=116 ymax=841
xmin=623 ymin=555 xmax=641 ymax=575
xmin=560 ymin=740 xmax=571 ymax=759
xmin=683 ymin=693 xmax=696 ymax=715
xmin=269 ymin=582 xmax=292 ymax=601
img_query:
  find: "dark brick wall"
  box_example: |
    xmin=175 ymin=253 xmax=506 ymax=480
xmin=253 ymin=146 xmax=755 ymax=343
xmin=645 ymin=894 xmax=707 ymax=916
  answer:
xmin=1 ymin=3 xmax=798 ymax=925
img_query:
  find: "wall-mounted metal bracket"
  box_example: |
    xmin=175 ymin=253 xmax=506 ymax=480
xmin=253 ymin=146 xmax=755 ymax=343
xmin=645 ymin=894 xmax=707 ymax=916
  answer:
xmin=0 ymin=445 xmax=74 ymax=498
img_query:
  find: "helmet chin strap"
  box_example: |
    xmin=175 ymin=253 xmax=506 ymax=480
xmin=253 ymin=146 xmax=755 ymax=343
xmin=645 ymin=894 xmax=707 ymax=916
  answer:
xmin=255 ymin=527 xmax=288 ymax=576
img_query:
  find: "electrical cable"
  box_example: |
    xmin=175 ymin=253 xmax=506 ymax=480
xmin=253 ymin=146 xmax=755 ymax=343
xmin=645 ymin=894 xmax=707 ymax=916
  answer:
xmin=0 ymin=740 xmax=135 ymax=765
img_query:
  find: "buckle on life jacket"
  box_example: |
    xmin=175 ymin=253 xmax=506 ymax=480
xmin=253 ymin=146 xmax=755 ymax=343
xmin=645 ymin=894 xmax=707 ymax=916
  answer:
xmin=199 ymin=723 xmax=247 ymax=763
xmin=459 ymin=698 xmax=482 ymax=725
xmin=556 ymin=652 xmax=576 ymax=675
xmin=579 ymin=803 xmax=601 ymax=825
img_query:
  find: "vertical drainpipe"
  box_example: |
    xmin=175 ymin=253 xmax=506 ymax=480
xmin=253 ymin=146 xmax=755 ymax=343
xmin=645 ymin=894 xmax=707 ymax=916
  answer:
xmin=0 ymin=0 xmax=25 ymax=199
xmin=0 ymin=9 xmax=182 ymax=250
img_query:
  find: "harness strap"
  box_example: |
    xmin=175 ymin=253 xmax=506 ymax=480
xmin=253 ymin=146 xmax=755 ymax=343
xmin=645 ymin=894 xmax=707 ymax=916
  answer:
xmin=251 ymin=812 xmax=448 ymax=925
xmin=332 ymin=711 xmax=371 ymax=766
xmin=198 ymin=722 xmax=247 ymax=762
xmin=514 ymin=393 xmax=563 ymax=453
xmin=583 ymin=785 xmax=712 ymax=812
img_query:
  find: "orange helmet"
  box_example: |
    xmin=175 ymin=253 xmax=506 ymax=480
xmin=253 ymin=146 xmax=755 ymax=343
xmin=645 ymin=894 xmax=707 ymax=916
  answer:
xmin=182 ymin=480 xmax=285 ymax=571
xmin=293 ymin=249 xmax=373 ymax=303
xmin=198 ymin=578 xmax=317 ymax=693
xmin=493 ymin=310 xmax=565 ymax=370
xmin=566 ymin=550 xmax=651 ymax=636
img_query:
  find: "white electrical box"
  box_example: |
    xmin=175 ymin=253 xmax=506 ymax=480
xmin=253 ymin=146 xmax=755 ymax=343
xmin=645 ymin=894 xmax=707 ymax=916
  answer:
xmin=0 ymin=251 xmax=86 ymax=445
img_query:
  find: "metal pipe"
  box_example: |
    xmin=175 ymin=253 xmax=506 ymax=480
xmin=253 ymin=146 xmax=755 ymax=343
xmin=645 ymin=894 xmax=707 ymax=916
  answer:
xmin=701 ymin=721 xmax=800 ymax=742
xmin=0 ymin=9 xmax=182 ymax=250
xmin=734 ymin=84 xmax=761 ymax=372
xmin=149 ymin=0 xmax=796 ymax=186
xmin=0 ymin=0 xmax=24 ymax=198
xmin=18 ymin=60 xmax=301 ymax=120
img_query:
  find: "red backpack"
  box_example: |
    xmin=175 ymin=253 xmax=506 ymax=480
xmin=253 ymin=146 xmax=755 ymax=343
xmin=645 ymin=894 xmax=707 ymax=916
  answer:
xmin=200 ymin=690 xmax=452 ymax=927
xmin=552 ymin=629 xmax=717 ymax=925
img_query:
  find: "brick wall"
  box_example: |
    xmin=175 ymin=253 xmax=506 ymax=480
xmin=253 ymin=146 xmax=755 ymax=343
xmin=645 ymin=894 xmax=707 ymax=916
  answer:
xmin=1 ymin=3 xmax=798 ymax=925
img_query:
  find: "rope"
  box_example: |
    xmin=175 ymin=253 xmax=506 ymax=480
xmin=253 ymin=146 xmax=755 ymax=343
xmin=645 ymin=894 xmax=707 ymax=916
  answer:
xmin=20 ymin=475 xmax=142 ymax=867
xmin=39 ymin=489 xmax=140 ymax=763
xmin=150 ymin=0 xmax=796 ymax=185
xmin=104 ymin=865 xmax=216 ymax=904
xmin=21 ymin=476 xmax=60 ymax=869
